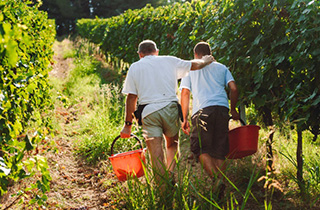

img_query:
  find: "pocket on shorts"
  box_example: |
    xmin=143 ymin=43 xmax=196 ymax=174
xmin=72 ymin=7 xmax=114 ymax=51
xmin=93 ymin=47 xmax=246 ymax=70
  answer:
xmin=190 ymin=129 xmax=200 ymax=155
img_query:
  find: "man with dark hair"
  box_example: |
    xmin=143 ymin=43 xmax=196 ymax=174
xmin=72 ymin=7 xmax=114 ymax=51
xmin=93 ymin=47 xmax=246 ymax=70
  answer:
xmin=180 ymin=41 xmax=239 ymax=198
xmin=120 ymin=40 xmax=214 ymax=191
xmin=138 ymin=40 xmax=158 ymax=54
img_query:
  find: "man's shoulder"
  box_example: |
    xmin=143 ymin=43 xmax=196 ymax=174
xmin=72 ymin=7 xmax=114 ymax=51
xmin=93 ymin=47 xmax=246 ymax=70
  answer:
xmin=155 ymin=55 xmax=179 ymax=60
xmin=190 ymin=62 xmax=227 ymax=73
xmin=210 ymin=61 xmax=228 ymax=69
xmin=148 ymin=55 xmax=185 ymax=66
xmin=129 ymin=60 xmax=142 ymax=69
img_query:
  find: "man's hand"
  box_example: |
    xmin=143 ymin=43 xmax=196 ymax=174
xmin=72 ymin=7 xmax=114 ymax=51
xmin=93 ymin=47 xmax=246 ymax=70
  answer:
xmin=120 ymin=125 xmax=131 ymax=138
xmin=230 ymin=109 xmax=240 ymax=121
xmin=181 ymin=120 xmax=191 ymax=135
xmin=191 ymin=55 xmax=216 ymax=70
xmin=202 ymin=55 xmax=215 ymax=65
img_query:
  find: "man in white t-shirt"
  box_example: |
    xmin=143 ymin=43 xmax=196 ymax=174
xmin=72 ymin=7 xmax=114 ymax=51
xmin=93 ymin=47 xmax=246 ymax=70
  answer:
xmin=180 ymin=42 xmax=239 ymax=199
xmin=120 ymin=40 xmax=214 ymax=190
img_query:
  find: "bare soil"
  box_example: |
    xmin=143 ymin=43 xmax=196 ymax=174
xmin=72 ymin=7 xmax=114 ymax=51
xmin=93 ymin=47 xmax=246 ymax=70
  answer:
xmin=39 ymin=39 xmax=120 ymax=210
xmin=49 ymin=39 xmax=74 ymax=79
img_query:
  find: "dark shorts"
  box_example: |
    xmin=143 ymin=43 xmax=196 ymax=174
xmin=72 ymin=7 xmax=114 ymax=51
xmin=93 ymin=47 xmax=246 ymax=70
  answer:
xmin=190 ymin=106 xmax=229 ymax=160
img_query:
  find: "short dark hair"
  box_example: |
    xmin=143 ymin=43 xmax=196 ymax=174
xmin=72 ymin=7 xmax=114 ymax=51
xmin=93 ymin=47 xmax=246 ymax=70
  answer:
xmin=138 ymin=40 xmax=158 ymax=54
xmin=194 ymin=42 xmax=211 ymax=56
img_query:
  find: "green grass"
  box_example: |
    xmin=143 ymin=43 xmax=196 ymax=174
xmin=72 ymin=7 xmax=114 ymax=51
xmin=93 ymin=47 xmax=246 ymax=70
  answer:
xmin=62 ymin=48 xmax=76 ymax=59
xmin=115 ymin=154 xmax=262 ymax=210
xmin=48 ymin=37 xmax=320 ymax=209
xmin=51 ymin=38 xmax=141 ymax=164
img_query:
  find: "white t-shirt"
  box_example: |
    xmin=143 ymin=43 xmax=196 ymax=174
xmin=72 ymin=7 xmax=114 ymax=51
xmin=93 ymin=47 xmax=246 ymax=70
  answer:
xmin=180 ymin=62 xmax=234 ymax=116
xmin=122 ymin=55 xmax=192 ymax=118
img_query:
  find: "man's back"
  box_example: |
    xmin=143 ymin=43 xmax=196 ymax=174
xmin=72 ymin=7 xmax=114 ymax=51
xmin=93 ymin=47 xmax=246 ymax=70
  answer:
xmin=180 ymin=61 xmax=234 ymax=115
xmin=124 ymin=55 xmax=191 ymax=105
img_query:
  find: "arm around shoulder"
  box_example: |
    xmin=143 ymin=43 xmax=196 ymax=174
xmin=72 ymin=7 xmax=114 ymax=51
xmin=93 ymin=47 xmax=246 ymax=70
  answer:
xmin=190 ymin=55 xmax=215 ymax=70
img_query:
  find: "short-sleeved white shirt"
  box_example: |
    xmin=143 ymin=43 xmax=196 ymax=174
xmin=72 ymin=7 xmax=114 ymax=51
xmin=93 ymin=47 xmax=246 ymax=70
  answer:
xmin=122 ymin=55 xmax=192 ymax=118
xmin=180 ymin=62 xmax=234 ymax=116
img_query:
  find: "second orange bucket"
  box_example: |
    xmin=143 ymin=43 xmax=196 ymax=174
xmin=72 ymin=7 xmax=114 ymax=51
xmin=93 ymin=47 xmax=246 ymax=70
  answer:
xmin=227 ymin=119 xmax=260 ymax=159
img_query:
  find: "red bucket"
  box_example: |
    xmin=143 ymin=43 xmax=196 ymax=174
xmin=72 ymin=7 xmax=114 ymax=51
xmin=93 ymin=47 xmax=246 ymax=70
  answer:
xmin=226 ymin=119 xmax=260 ymax=159
xmin=108 ymin=134 xmax=146 ymax=181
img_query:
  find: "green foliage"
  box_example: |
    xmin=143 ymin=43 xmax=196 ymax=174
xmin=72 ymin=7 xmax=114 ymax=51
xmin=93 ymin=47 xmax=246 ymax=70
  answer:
xmin=76 ymin=2 xmax=203 ymax=64
xmin=47 ymin=35 xmax=319 ymax=207
xmin=211 ymin=0 xmax=320 ymax=135
xmin=74 ymin=83 xmax=127 ymax=163
xmin=277 ymin=130 xmax=320 ymax=205
xmin=54 ymin=38 xmax=138 ymax=164
xmin=0 ymin=0 xmax=55 ymax=202
xmin=119 ymin=157 xmax=261 ymax=209
xmin=76 ymin=0 xmax=319 ymax=135
xmin=76 ymin=0 xmax=320 ymax=200
xmin=209 ymin=1 xmax=319 ymax=193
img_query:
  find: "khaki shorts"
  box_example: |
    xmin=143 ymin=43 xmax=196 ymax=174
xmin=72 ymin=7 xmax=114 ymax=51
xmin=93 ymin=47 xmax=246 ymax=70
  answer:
xmin=142 ymin=102 xmax=180 ymax=138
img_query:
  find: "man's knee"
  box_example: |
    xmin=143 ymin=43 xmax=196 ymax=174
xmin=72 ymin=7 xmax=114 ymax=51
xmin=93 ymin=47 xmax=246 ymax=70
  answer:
xmin=165 ymin=134 xmax=179 ymax=148
xmin=146 ymin=137 xmax=163 ymax=154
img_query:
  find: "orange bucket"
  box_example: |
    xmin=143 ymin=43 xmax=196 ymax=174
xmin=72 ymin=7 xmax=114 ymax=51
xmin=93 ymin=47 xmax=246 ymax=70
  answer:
xmin=227 ymin=119 xmax=260 ymax=159
xmin=108 ymin=134 xmax=146 ymax=181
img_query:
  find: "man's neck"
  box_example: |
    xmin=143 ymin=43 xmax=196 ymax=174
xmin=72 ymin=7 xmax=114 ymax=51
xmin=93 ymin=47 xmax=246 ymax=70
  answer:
xmin=140 ymin=52 xmax=157 ymax=59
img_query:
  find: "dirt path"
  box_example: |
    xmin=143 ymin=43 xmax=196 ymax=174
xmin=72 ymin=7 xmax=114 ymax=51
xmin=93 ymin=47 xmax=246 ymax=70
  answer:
xmin=49 ymin=39 xmax=74 ymax=79
xmin=45 ymin=39 xmax=116 ymax=209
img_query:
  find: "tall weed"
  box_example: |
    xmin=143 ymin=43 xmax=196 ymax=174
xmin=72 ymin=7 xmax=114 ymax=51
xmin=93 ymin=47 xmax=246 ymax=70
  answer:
xmin=58 ymin=38 xmax=139 ymax=163
xmin=118 ymin=155 xmax=262 ymax=209
xmin=279 ymin=131 xmax=320 ymax=207
xmin=74 ymin=84 xmax=128 ymax=163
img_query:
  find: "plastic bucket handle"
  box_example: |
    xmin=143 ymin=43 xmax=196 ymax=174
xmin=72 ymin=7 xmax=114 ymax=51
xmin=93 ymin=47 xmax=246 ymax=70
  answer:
xmin=229 ymin=116 xmax=246 ymax=127
xmin=110 ymin=134 xmax=143 ymax=156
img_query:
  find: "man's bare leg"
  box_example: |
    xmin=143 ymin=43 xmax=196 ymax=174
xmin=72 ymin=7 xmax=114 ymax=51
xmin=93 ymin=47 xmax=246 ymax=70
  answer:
xmin=199 ymin=153 xmax=217 ymax=178
xmin=212 ymin=158 xmax=226 ymax=178
xmin=199 ymin=154 xmax=226 ymax=180
xmin=146 ymin=136 xmax=174 ymax=207
xmin=199 ymin=153 xmax=226 ymax=199
xmin=146 ymin=137 xmax=165 ymax=184
xmin=165 ymin=133 xmax=179 ymax=172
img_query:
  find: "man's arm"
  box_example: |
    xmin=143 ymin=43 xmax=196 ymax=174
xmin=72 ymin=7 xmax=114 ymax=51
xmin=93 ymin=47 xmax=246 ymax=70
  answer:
xmin=181 ymin=88 xmax=191 ymax=135
xmin=120 ymin=93 xmax=138 ymax=138
xmin=190 ymin=55 xmax=215 ymax=70
xmin=228 ymin=81 xmax=240 ymax=120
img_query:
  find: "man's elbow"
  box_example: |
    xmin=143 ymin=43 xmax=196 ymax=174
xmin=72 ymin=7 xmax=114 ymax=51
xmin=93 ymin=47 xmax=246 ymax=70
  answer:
xmin=230 ymin=86 xmax=238 ymax=94
xmin=228 ymin=82 xmax=238 ymax=92
xmin=181 ymin=89 xmax=190 ymax=97
xmin=230 ymin=86 xmax=238 ymax=96
xmin=127 ymin=93 xmax=138 ymax=102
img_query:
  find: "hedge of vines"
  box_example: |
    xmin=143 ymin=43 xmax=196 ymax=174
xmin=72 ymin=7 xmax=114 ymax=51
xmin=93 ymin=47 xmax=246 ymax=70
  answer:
xmin=76 ymin=2 xmax=204 ymax=64
xmin=77 ymin=0 xmax=319 ymax=191
xmin=0 ymin=0 xmax=55 ymax=203
xmin=77 ymin=0 xmax=319 ymax=134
